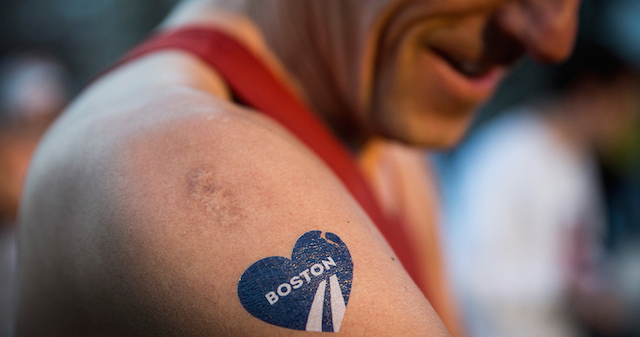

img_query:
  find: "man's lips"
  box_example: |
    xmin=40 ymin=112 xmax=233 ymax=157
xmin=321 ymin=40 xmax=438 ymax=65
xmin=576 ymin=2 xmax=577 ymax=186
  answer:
xmin=431 ymin=47 xmax=496 ymax=78
xmin=425 ymin=46 xmax=506 ymax=102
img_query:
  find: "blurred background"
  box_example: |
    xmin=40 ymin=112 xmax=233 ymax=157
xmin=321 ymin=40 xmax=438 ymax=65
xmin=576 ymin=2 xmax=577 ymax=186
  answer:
xmin=0 ymin=1 xmax=180 ymax=335
xmin=0 ymin=0 xmax=638 ymax=336
xmin=434 ymin=1 xmax=640 ymax=337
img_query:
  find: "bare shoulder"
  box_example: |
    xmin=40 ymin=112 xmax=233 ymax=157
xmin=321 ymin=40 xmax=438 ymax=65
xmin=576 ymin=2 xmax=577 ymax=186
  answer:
xmin=17 ymin=68 xmax=447 ymax=336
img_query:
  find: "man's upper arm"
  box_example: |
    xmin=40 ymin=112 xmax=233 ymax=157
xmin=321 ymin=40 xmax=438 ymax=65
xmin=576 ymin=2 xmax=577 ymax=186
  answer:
xmin=16 ymin=73 xmax=447 ymax=336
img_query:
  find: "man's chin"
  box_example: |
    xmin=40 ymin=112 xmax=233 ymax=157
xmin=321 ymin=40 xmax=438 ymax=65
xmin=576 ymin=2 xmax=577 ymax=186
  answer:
xmin=380 ymin=112 xmax=475 ymax=149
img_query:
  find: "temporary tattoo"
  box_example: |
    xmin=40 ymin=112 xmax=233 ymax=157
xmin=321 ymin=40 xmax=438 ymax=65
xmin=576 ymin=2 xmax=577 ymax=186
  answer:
xmin=238 ymin=231 xmax=353 ymax=332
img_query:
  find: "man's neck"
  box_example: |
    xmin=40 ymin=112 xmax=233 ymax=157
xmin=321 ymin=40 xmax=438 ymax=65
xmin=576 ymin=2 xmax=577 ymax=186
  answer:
xmin=164 ymin=0 xmax=372 ymax=149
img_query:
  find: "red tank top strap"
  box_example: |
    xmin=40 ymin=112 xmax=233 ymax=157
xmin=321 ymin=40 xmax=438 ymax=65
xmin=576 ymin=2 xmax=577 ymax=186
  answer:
xmin=107 ymin=27 xmax=422 ymax=289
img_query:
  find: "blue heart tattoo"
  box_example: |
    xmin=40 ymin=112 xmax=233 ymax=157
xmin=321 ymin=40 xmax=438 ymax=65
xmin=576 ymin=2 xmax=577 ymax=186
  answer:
xmin=237 ymin=231 xmax=353 ymax=332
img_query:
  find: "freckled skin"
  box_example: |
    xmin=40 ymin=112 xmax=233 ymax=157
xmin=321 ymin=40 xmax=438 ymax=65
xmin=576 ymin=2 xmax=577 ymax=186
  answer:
xmin=187 ymin=167 xmax=244 ymax=228
xmin=18 ymin=85 xmax=441 ymax=336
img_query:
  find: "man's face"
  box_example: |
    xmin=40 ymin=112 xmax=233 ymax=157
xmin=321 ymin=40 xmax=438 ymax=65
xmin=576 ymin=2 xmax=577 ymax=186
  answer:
xmin=344 ymin=0 xmax=581 ymax=147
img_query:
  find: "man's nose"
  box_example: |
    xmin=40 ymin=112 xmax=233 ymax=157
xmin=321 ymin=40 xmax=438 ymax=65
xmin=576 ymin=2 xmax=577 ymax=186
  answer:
xmin=496 ymin=0 xmax=582 ymax=62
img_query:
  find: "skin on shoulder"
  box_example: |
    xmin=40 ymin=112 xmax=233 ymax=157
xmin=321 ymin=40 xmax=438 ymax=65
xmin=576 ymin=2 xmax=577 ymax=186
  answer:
xmin=16 ymin=57 xmax=445 ymax=336
xmin=16 ymin=0 xmax=582 ymax=335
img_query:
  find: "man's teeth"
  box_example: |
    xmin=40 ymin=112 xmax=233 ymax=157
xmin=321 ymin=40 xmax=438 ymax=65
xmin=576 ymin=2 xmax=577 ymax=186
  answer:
xmin=430 ymin=47 xmax=493 ymax=78
xmin=453 ymin=60 xmax=491 ymax=78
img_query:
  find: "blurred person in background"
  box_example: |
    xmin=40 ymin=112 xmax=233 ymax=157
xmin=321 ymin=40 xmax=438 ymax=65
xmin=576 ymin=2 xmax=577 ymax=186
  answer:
xmin=0 ymin=53 xmax=69 ymax=337
xmin=438 ymin=42 xmax=639 ymax=337
xmin=13 ymin=0 xmax=583 ymax=335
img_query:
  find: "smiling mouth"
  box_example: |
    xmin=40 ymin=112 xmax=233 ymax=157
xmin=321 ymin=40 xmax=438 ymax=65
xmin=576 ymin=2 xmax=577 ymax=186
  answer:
xmin=431 ymin=47 xmax=497 ymax=78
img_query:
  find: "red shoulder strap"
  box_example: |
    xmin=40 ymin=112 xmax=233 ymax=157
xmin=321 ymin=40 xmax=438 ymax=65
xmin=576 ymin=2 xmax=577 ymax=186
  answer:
xmin=109 ymin=27 xmax=421 ymax=288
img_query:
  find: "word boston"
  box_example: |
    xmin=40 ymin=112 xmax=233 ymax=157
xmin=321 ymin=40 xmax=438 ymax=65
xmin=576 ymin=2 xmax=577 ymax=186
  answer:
xmin=237 ymin=231 xmax=354 ymax=332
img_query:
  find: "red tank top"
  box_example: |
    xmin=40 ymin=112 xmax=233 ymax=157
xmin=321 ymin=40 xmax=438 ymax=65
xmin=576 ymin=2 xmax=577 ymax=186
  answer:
xmin=108 ymin=27 xmax=422 ymax=290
